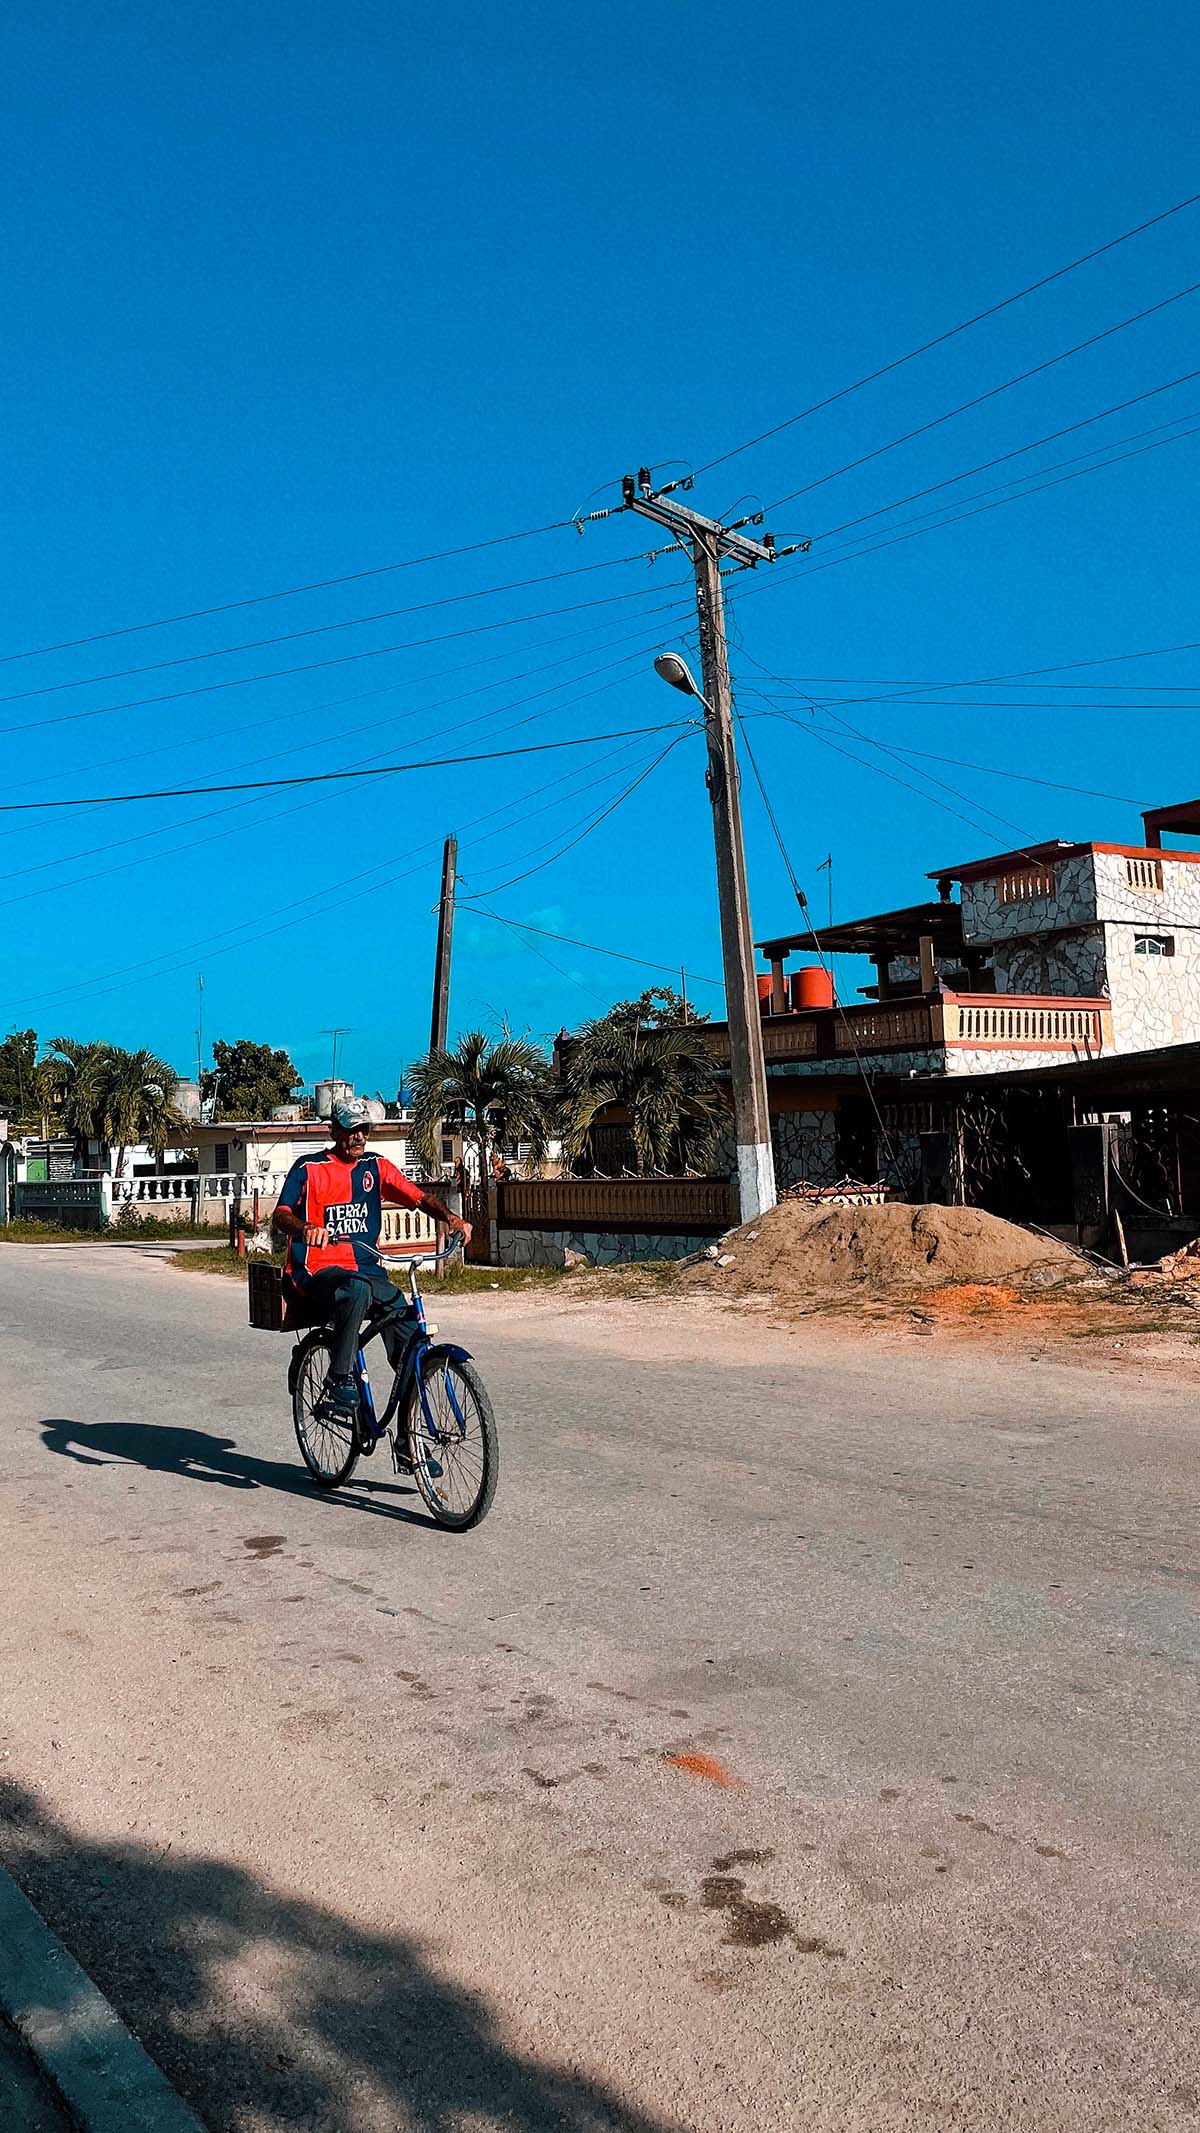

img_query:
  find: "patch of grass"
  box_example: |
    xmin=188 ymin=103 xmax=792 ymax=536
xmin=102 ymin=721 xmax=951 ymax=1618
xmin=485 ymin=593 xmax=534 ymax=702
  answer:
xmin=171 ymin=1246 xmax=286 ymax=1278
xmin=391 ymin=1262 xmax=571 ymax=1294
xmin=0 ymin=1218 xmax=106 ymax=1242
xmin=1 ymin=1215 xmax=225 ymax=1243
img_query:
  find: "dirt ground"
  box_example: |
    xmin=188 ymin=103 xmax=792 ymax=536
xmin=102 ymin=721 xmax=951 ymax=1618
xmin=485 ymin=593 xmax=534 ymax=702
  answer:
xmin=567 ymin=1199 xmax=1200 ymax=1385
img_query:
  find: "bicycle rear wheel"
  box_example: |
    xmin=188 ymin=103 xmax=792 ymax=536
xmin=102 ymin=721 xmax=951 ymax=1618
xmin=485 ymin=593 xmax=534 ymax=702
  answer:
xmin=292 ymin=1332 xmax=360 ymax=1488
xmin=405 ymin=1348 xmax=498 ymax=1530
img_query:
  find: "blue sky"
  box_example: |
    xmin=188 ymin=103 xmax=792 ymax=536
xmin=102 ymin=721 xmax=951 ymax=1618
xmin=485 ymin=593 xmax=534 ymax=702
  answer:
xmin=1 ymin=0 xmax=1198 ymax=1092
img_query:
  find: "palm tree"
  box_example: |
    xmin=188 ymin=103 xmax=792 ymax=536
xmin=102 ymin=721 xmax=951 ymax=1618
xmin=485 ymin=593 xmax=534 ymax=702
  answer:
xmin=562 ymin=1021 xmax=723 ymax=1176
xmin=39 ymin=1040 xmax=183 ymax=1174
xmin=39 ymin=1038 xmax=110 ymax=1169
xmin=409 ymin=1032 xmax=556 ymax=1186
xmin=100 ymin=1048 xmax=183 ymax=1175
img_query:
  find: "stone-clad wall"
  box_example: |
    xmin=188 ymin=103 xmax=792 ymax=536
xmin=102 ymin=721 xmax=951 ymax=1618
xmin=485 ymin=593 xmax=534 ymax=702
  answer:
xmin=960 ymin=851 xmax=1096 ymax=943
xmin=1105 ymin=923 xmax=1200 ymax=1051
xmin=1093 ymin=850 xmax=1200 ymax=925
xmin=711 ymin=1109 xmax=839 ymax=1190
xmin=991 ymin=927 xmax=1108 ymax=997
xmin=764 ymin=1050 xmax=944 ymax=1079
xmin=496 ymin=1227 xmax=714 ymax=1268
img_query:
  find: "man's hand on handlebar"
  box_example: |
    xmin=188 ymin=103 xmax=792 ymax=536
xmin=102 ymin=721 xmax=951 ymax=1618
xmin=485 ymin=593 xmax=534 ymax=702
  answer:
xmin=303 ymin=1223 xmax=329 ymax=1248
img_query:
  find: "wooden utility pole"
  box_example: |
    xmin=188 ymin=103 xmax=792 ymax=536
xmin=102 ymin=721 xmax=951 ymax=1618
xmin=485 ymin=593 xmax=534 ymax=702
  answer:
xmin=429 ymin=834 xmax=458 ymax=1053
xmin=622 ymin=471 xmax=809 ymax=1222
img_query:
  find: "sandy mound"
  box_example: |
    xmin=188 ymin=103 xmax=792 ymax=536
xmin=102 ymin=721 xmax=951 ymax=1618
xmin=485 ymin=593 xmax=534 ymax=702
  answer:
xmin=682 ymin=1200 xmax=1082 ymax=1304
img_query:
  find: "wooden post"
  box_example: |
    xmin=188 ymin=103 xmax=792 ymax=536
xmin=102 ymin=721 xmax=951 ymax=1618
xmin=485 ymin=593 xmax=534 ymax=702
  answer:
xmin=692 ymin=538 xmax=776 ymax=1222
xmin=430 ymin=835 xmax=457 ymax=1053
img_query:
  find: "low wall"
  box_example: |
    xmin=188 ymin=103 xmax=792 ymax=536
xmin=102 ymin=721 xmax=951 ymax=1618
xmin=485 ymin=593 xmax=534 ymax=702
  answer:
xmin=497 ymin=1226 xmax=716 ymax=1269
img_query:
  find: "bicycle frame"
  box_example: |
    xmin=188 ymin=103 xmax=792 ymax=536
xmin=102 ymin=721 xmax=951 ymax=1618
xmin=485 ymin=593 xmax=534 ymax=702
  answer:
xmin=351 ymin=1248 xmax=473 ymax=1452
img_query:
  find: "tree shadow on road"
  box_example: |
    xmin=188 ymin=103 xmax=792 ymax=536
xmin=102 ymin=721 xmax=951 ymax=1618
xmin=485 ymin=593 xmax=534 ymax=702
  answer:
xmin=0 ymin=1777 xmax=682 ymax=2133
xmin=38 ymin=1418 xmax=434 ymax=1528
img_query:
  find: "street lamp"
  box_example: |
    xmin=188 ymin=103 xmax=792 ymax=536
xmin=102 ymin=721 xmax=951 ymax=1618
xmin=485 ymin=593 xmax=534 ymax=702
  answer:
xmin=654 ymin=652 xmax=709 ymax=705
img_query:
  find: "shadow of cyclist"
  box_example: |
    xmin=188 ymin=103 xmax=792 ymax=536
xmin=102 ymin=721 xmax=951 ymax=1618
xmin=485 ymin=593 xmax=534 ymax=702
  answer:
xmin=38 ymin=1417 xmax=429 ymax=1522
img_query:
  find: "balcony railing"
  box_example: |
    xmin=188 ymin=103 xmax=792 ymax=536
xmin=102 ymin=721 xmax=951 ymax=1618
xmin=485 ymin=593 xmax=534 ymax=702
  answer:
xmin=698 ymin=989 xmax=1112 ymax=1067
xmin=940 ymin=993 xmax=1111 ymax=1051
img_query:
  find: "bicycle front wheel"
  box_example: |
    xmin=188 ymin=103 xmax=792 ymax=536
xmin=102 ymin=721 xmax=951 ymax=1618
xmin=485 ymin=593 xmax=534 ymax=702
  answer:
xmin=292 ymin=1332 xmax=360 ymax=1488
xmin=405 ymin=1348 xmax=498 ymax=1530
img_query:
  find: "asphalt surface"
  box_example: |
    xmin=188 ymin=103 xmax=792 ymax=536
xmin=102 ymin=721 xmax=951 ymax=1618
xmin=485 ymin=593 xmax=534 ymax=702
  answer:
xmin=0 ymin=1243 xmax=1198 ymax=2132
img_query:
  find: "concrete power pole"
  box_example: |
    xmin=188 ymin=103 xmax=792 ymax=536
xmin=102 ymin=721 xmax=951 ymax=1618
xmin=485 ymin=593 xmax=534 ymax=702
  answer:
xmin=429 ymin=834 xmax=458 ymax=1054
xmin=622 ymin=470 xmax=809 ymax=1222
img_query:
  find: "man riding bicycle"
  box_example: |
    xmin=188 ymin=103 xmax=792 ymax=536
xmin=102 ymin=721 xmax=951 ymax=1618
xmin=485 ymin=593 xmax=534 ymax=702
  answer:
xmin=272 ymin=1097 xmax=471 ymax=1423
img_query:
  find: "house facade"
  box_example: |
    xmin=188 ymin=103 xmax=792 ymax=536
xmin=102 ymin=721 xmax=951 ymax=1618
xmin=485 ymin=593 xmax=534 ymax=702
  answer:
xmin=694 ymin=798 xmax=1200 ymax=1217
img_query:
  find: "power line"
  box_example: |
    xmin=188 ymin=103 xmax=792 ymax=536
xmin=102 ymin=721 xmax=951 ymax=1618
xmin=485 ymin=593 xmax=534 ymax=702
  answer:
xmin=455 ymin=905 xmax=723 ymax=987
xmin=0 ymin=547 xmax=675 ymax=711
xmin=689 ymin=188 xmax=1200 ymax=481
xmin=804 ymin=741 xmax=1143 ymax=807
xmin=0 ymin=731 xmax=678 ymax=1019
xmin=0 ymin=591 xmax=695 ymax=812
xmin=0 ymin=726 xmax=665 ymax=916
xmin=0 ymin=609 xmax=701 ymax=902
xmin=808 ymin=365 xmax=1200 ymax=546
xmin=743 ymin=634 xmax=1200 ymax=706
xmin=803 ymin=407 xmax=1200 ymax=553
xmin=0 ymin=576 xmax=692 ymax=744
xmin=0 ymin=517 xmax=585 ymax=669
xmin=729 ymin=702 xmax=898 ymax=1165
xmin=0 ymin=723 xmax=692 ymax=815
xmin=465 ymin=736 xmax=692 ymax=897
xmin=728 ymin=417 xmax=1200 ymax=608
xmin=764 ymin=278 xmax=1200 ymax=514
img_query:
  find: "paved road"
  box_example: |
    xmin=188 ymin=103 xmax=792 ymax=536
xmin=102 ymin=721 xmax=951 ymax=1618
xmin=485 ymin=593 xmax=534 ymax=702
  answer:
xmin=0 ymin=1244 xmax=1197 ymax=2132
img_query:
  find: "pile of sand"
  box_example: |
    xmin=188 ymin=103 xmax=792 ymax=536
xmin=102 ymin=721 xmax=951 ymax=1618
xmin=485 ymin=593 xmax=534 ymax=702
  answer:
xmin=682 ymin=1200 xmax=1082 ymax=1304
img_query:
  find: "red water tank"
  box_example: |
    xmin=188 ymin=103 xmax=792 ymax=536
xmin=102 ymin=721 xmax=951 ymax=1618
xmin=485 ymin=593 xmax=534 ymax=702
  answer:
xmin=791 ymin=965 xmax=834 ymax=1010
xmin=756 ymin=974 xmax=774 ymax=1014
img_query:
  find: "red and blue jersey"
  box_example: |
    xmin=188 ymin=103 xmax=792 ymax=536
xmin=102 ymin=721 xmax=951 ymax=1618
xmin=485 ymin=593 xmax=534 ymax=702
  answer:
xmin=276 ymin=1149 xmax=424 ymax=1291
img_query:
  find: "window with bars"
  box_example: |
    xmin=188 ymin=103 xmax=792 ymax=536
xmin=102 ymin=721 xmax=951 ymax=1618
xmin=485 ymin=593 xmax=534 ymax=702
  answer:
xmin=1134 ymin=934 xmax=1174 ymax=957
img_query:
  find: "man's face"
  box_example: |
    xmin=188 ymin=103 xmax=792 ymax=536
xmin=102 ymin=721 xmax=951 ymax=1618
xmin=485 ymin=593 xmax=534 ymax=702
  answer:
xmin=332 ymin=1125 xmax=368 ymax=1162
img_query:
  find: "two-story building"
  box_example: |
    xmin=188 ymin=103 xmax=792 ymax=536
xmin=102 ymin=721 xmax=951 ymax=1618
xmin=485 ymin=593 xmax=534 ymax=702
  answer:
xmin=697 ymin=797 xmax=1200 ymax=1232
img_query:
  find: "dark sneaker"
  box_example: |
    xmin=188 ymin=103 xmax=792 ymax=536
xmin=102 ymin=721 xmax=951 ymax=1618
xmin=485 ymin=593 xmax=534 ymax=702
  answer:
xmin=316 ymin=1375 xmax=359 ymax=1425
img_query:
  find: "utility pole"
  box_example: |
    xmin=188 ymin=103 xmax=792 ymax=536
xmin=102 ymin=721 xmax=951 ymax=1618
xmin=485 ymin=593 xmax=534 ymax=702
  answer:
xmin=195 ymin=974 xmax=204 ymax=1089
xmin=623 ymin=468 xmax=809 ymax=1223
xmin=429 ymin=834 xmax=458 ymax=1054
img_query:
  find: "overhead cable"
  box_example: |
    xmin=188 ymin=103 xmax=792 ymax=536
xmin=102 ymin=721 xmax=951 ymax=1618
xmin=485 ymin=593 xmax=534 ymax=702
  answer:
xmin=765 ymin=278 xmax=1200 ymax=513
xmin=0 ymin=547 xmax=675 ymax=710
xmin=0 ymin=723 xmax=693 ymax=814
xmin=0 ymin=577 xmax=692 ymax=743
xmin=0 ymin=517 xmax=583 ymax=669
xmin=690 ymin=188 xmax=1200 ymax=481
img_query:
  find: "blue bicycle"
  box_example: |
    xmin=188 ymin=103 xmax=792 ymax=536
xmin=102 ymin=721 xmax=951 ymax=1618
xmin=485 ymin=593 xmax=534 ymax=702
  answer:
xmin=288 ymin=1242 xmax=498 ymax=1529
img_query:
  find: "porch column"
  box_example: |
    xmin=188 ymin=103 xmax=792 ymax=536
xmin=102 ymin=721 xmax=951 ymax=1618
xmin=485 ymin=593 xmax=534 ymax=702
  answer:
xmin=918 ymin=934 xmax=937 ymax=993
xmin=770 ymin=957 xmax=787 ymax=1014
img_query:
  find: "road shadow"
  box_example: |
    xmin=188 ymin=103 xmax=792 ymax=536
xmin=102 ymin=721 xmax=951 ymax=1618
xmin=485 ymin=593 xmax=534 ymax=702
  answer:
xmin=0 ymin=1777 xmax=680 ymax=2133
xmin=38 ymin=1418 xmax=434 ymax=1528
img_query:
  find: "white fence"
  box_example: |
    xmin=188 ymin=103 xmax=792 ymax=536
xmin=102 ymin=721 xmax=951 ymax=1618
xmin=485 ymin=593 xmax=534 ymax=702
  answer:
xmin=107 ymin=1172 xmax=439 ymax=1252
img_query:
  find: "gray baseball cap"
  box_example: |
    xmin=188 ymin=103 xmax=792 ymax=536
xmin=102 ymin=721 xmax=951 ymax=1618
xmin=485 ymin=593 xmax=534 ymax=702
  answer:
xmin=330 ymin=1095 xmax=372 ymax=1130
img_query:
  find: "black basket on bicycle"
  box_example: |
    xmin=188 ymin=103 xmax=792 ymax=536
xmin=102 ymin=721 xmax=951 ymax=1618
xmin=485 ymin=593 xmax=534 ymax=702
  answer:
xmin=247 ymin=1261 xmax=287 ymax=1333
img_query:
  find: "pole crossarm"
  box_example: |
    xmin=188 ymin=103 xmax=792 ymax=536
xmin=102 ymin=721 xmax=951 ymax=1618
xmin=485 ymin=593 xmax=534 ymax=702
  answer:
xmin=620 ymin=470 xmax=778 ymax=568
